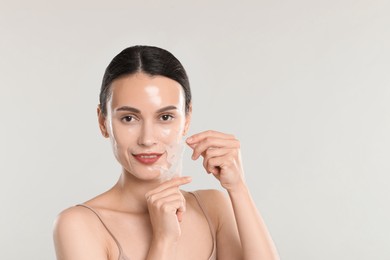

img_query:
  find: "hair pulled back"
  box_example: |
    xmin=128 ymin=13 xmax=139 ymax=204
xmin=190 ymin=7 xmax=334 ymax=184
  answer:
xmin=99 ymin=45 xmax=191 ymax=116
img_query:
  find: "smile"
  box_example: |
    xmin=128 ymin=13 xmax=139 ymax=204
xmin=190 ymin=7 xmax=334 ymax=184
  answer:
xmin=133 ymin=153 xmax=163 ymax=165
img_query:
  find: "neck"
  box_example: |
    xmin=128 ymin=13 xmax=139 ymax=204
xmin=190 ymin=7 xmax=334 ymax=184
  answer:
xmin=111 ymin=169 xmax=166 ymax=213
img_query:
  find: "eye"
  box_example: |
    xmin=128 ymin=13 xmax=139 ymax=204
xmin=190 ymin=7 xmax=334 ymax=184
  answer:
xmin=121 ymin=116 xmax=134 ymax=123
xmin=160 ymin=114 xmax=174 ymax=121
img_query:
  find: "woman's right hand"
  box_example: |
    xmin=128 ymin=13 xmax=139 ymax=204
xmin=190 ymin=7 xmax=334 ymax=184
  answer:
xmin=145 ymin=176 xmax=192 ymax=243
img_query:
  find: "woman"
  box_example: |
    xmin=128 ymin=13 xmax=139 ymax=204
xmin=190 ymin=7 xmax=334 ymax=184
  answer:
xmin=53 ymin=45 xmax=279 ymax=260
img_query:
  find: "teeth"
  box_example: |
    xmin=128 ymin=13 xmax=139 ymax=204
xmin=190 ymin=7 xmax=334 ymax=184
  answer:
xmin=140 ymin=155 xmax=157 ymax=158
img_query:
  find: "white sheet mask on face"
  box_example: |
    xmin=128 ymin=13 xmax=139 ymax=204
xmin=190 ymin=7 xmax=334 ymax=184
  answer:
xmin=144 ymin=85 xmax=162 ymax=106
xmin=106 ymin=78 xmax=187 ymax=182
xmin=157 ymin=137 xmax=186 ymax=181
xmin=143 ymin=84 xmax=185 ymax=181
xmin=106 ymin=106 xmax=120 ymax=157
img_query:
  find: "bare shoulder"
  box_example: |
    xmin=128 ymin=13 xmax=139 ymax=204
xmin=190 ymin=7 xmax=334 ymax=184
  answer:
xmin=191 ymin=189 xmax=229 ymax=206
xmin=194 ymin=189 xmax=228 ymax=205
xmin=53 ymin=206 xmax=108 ymax=259
xmin=186 ymin=189 xmax=234 ymax=227
xmin=190 ymin=190 xmax=242 ymax=259
xmin=55 ymin=205 xmax=95 ymax=228
xmin=53 ymin=189 xmax=113 ymax=233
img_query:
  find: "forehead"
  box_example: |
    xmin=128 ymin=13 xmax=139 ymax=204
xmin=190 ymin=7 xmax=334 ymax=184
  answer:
xmin=109 ymin=73 xmax=184 ymax=108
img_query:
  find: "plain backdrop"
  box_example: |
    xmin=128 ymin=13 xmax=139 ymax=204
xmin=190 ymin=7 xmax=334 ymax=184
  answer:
xmin=1 ymin=1 xmax=390 ymax=259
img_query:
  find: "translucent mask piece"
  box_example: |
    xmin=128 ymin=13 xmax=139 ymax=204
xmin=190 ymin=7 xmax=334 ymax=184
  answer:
xmin=152 ymin=137 xmax=186 ymax=181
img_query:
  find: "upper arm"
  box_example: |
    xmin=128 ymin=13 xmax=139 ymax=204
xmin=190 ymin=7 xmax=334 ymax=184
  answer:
xmin=197 ymin=190 xmax=243 ymax=260
xmin=53 ymin=207 xmax=108 ymax=260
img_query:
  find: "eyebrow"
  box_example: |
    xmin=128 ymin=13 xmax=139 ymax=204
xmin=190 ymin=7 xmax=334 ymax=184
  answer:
xmin=115 ymin=106 xmax=141 ymax=113
xmin=156 ymin=105 xmax=178 ymax=113
xmin=115 ymin=105 xmax=178 ymax=114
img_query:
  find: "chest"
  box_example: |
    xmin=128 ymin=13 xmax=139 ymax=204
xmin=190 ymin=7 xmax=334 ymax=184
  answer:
xmin=103 ymin=203 xmax=215 ymax=260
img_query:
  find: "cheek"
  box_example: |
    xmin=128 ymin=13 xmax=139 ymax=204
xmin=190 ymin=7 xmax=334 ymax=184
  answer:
xmin=159 ymin=120 xmax=185 ymax=142
xmin=160 ymin=127 xmax=173 ymax=138
xmin=110 ymin=122 xmax=139 ymax=147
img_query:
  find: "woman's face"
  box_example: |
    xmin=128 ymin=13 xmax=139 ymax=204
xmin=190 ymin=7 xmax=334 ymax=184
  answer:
xmin=98 ymin=72 xmax=191 ymax=181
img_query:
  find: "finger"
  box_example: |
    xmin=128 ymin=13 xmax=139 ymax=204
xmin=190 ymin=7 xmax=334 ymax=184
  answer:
xmin=145 ymin=176 xmax=192 ymax=198
xmin=176 ymin=197 xmax=186 ymax=222
xmin=205 ymin=155 xmax=237 ymax=174
xmin=176 ymin=196 xmax=186 ymax=222
xmin=149 ymin=193 xmax=186 ymax=218
xmin=186 ymin=130 xmax=235 ymax=145
xmin=202 ymin=148 xmax=231 ymax=173
xmin=152 ymin=192 xmax=186 ymax=222
xmin=146 ymin=187 xmax=181 ymax=204
xmin=190 ymin=138 xmax=240 ymax=160
xmin=177 ymin=210 xmax=183 ymax=222
xmin=164 ymin=198 xmax=186 ymax=220
xmin=203 ymin=147 xmax=232 ymax=159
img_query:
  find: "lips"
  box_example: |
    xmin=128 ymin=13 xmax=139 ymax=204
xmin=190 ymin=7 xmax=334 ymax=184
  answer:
xmin=133 ymin=153 xmax=163 ymax=165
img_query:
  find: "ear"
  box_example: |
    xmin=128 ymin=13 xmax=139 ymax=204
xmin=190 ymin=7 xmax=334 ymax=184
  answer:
xmin=183 ymin=103 xmax=192 ymax=136
xmin=97 ymin=105 xmax=109 ymax=138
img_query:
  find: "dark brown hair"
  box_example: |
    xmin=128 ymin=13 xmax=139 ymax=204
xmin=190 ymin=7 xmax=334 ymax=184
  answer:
xmin=99 ymin=45 xmax=191 ymax=116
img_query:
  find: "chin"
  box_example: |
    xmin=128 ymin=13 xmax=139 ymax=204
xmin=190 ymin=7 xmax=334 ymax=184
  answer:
xmin=124 ymin=166 xmax=165 ymax=182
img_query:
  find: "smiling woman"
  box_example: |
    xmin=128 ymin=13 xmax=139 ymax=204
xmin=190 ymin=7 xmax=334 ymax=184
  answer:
xmin=104 ymin=73 xmax=188 ymax=181
xmin=52 ymin=45 xmax=279 ymax=260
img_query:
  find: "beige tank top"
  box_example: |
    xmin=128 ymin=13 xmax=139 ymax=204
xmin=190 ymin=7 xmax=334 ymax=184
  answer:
xmin=77 ymin=191 xmax=217 ymax=260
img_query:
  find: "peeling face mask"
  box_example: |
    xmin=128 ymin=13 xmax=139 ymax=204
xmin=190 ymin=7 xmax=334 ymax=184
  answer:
xmin=150 ymin=136 xmax=186 ymax=181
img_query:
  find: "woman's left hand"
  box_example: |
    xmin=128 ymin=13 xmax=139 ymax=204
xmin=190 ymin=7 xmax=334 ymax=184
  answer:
xmin=186 ymin=130 xmax=245 ymax=191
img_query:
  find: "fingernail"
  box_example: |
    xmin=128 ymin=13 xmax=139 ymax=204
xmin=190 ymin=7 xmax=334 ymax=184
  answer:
xmin=186 ymin=137 xmax=193 ymax=143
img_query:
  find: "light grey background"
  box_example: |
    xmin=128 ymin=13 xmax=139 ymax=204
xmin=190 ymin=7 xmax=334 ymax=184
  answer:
xmin=1 ymin=1 xmax=389 ymax=259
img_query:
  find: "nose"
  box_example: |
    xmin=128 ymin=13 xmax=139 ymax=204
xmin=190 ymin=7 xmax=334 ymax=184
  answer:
xmin=138 ymin=121 xmax=157 ymax=147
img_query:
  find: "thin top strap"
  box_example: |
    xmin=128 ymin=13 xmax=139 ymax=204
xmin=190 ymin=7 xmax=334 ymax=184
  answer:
xmin=77 ymin=193 xmax=216 ymax=260
xmin=76 ymin=204 xmax=130 ymax=260
xmin=189 ymin=191 xmax=217 ymax=260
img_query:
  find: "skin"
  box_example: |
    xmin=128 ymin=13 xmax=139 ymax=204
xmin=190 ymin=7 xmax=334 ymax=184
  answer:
xmin=53 ymin=72 xmax=279 ymax=260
